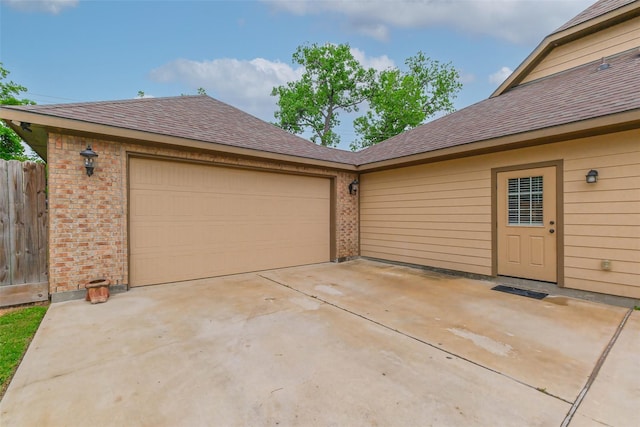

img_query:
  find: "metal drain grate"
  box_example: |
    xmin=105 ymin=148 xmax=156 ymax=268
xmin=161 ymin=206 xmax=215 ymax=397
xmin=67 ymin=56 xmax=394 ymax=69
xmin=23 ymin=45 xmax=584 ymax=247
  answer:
xmin=491 ymin=285 xmax=548 ymax=300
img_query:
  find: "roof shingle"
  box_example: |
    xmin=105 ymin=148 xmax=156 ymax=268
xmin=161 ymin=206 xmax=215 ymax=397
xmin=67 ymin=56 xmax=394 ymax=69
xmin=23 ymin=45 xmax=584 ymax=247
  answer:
xmin=354 ymin=49 xmax=640 ymax=165
xmin=553 ymin=0 xmax=637 ymax=33
xmin=4 ymin=95 xmax=357 ymax=165
xmin=2 ymin=1 xmax=638 ymax=168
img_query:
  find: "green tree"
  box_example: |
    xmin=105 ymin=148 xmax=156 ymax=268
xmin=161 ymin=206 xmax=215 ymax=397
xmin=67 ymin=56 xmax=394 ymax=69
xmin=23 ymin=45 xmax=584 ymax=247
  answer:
xmin=352 ymin=52 xmax=461 ymax=150
xmin=0 ymin=63 xmax=36 ymax=161
xmin=271 ymin=43 xmax=375 ymax=147
xmin=271 ymin=45 xmax=462 ymax=150
xmin=0 ymin=124 xmax=26 ymax=161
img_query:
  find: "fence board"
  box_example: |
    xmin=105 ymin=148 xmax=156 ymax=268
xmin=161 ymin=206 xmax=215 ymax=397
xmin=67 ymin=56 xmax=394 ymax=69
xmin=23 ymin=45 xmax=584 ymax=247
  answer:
xmin=0 ymin=160 xmax=48 ymax=307
xmin=0 ymin=161 xmax=9 ymax=285
xmin=9 ymin=161 xmax=27 ymax=284
xmin=24 ymin=162 xmax=38 ymax=283
xmin=0 ymin=282 xmax=48 ymax=307
xmin=37 ymin=162 xmax=48 ymax=283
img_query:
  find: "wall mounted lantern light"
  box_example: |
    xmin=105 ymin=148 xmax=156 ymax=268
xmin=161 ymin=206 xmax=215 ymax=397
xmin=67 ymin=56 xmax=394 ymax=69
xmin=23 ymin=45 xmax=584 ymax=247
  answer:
xmin=349 ymin=179 xmax=359 ymax=195
xmin=585 ymin=169 xmax=598 ymax=184
xmin=79 ymin=145 xmax=98 ymax=177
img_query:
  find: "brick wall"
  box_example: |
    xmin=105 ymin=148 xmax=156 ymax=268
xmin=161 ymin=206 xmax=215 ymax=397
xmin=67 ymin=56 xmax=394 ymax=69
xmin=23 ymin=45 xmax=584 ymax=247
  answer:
xmin=336 ymin=171 xmax=359 ymax=258
xmin=47 ymin=133 xmax=359 ymax=294
xmin=48 ymin=134 xmax=126 ymax=294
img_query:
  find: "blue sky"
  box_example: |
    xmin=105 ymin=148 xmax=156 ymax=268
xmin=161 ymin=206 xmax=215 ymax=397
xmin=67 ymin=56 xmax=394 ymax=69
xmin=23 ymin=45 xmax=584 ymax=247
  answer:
xmin=0 ymin=0 xmax=593 ymax=150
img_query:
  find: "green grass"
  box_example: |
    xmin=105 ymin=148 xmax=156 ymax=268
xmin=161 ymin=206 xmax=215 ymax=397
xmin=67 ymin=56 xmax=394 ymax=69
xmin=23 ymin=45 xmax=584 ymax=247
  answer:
xmin=0 ymin=306 xmax=48 ymax=397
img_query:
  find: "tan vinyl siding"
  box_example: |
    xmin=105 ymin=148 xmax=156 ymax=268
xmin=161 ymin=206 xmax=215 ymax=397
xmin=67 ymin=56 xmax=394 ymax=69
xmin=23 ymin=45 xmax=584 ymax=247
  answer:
xmin=562 ymin=132 xmax=640 ymax=298
xmin=360 ymin=162 xmax=493 ymax=275
xmin=360 ymin=129 xmax=640 ymax=298
xmin=521 ymin=16 xmax=640 ymax=84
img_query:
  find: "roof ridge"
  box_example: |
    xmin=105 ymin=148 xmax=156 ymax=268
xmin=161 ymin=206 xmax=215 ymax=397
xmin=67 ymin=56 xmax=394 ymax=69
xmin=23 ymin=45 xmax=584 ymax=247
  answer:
xmin=552 ymin=0 xmax=638 ymax=34
xmin=9 ymin=94 xmax=210 ymax=111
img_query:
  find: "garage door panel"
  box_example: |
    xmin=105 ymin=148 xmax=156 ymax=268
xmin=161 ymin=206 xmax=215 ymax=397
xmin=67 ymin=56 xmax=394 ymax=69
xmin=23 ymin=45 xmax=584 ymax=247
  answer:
xmin=167 ymin=224 xmax=196 ymax=247
xmin=131 ymin=193 xmax=164 ymax=216
xmin=131 ymin=224 xmax=163 ymax=249
xmin=170 ymin=194 xmax=196 ymax=216
xmin=129 ymin=158 xmax=330 ymax=286
xmin=130 ymin=254 xmax=164 ymax=285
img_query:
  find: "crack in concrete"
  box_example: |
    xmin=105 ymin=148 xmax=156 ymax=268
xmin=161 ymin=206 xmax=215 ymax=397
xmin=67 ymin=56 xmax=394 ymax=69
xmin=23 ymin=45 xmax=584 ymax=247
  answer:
xmin=258 ymin=273 xmax=573 ymax=405
xmin=560 ymin=308 xmax=633 ymax=427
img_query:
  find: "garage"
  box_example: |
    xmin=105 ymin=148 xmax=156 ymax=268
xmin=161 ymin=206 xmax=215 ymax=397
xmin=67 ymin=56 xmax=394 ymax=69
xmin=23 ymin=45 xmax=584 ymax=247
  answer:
xmin=129 ymin=157 xmax=331 ymax=286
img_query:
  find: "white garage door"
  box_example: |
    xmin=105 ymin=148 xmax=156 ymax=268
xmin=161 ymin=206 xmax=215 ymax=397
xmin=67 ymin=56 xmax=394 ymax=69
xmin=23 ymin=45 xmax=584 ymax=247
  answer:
xmin=129 ymin=157 xmax=331 ymax=286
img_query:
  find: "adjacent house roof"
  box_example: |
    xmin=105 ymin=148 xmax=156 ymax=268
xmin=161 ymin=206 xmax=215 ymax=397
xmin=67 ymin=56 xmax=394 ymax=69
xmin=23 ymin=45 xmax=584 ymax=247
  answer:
xmin=553 ymin=0 xmax=637 ymax=33
xmin=1 ymin=95 xmax=357 ymax=166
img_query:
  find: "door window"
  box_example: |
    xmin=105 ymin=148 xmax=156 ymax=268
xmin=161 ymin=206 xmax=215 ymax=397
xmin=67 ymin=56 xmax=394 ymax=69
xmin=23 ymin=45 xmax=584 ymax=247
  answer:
xmin=507 ymin=176 xmax=543 ymax=225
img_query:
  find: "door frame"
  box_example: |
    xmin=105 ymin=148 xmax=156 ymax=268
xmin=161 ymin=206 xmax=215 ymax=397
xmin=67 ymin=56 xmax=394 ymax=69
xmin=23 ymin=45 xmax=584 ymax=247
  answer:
xmin=491 ymin=160 xmax=564 ymax=286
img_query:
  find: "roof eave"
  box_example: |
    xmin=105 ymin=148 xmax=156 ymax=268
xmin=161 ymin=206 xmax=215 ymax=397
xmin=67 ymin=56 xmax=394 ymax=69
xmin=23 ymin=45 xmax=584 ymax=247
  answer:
xmin=2 ymin=117 xmax=49 ymax=161
xmin=357 ymin=109 xmax=640 ymax=172
xmin=0 ymin=107 xmax=357 ymax=171
xmin=491 ymin=1 xmax=640 ymax=98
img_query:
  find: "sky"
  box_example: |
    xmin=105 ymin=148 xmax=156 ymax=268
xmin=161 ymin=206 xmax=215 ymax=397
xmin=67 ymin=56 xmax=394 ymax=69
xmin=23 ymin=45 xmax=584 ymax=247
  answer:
xmin=0 ymin=0 xmax=594 ymax=150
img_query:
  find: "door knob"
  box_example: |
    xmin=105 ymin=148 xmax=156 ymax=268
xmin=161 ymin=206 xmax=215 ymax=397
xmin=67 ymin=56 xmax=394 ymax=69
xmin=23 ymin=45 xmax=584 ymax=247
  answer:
xmin=549 ymin=229 xmax=555 ymax=234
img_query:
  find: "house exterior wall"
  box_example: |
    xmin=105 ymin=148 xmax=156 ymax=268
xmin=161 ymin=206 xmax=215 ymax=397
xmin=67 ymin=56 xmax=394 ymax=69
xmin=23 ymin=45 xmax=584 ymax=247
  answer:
xmin=47 ymin=133 xmax=358 ymax=296
xmin=361 ymin=158 xmax=492 ymax=276
xmin=521 ymin=16 xmax=640 ymax=84
xmin=360 ymin=128 xmax=640 ymax=299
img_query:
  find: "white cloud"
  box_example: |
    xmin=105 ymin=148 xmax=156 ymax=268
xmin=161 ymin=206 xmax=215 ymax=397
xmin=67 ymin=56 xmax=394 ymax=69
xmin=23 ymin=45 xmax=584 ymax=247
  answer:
xmin=350 ymin=47 xmax=395 ymax=71
xmin=263 ymin=0 xmax=593 ymax=44
xmin=489 ymin=66 xmax=514 ymax=85
xmin=2 ymin=0 xmax=78 ymax=14
xmin=150 ymin=57 xmax=301 ymax=121
xmin=459 ymin=71 xmax=476 ymax=85
xmin=150 ymin=50 xmax=396 ymax=121
xmin=354 ymin=23 xmax=390 ymax=42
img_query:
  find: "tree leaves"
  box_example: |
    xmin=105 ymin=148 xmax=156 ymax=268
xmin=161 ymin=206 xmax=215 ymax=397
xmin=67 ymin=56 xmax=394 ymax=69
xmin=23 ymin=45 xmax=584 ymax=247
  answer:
xmin=353 ymin=53 xmax=462 ymax=150
xmin=271 ymin=45 xmax=462 ymax=151
xmin=272 ymin=43 xmax=374 ymax=147
xmin=0 ymin=63 xmax=36 ymax=161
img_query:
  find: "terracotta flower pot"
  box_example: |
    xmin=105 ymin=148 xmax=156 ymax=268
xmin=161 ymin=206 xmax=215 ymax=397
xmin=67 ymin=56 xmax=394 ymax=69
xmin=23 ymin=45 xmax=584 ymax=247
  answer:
xmin=85 ymin=278 xmax=110 ymax=304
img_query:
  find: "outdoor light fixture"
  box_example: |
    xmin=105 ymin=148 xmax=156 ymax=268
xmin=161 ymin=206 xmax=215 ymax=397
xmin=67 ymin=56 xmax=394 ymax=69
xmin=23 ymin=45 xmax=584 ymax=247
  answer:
xmin=79 ymin=145 xmax=98 ymax=177
xmin=20 ymin=122 xmax=32 ymax=132
xmin=349 ymin=179 xmax=359 ymax=195
xmin=586 ymin=169 xmax=598 ymax=184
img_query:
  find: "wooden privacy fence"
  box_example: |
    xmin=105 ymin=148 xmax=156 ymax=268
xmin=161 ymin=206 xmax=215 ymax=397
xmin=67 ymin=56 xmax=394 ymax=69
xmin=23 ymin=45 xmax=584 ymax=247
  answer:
xmin=0 ymin=160 xmax=48 ymax=307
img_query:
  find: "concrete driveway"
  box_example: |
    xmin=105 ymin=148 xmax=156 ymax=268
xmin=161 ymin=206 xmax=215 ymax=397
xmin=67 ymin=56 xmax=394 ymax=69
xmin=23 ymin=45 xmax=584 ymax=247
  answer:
xmin=1 ymin=259 xmax=638 ymax=426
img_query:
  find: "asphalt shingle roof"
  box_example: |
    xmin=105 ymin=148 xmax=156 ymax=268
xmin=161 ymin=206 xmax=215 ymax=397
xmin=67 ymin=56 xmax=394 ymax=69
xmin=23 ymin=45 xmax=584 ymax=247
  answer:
xmin=553 ymin=0 xmax=637 ymax=33
xmin=354 ymin=49 xmax=640 ymax=165
xmin=2 ymin=1 xmax=638 ymax=168
xmin=6 ymin=95 xmax=357 ymax=165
